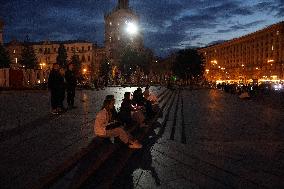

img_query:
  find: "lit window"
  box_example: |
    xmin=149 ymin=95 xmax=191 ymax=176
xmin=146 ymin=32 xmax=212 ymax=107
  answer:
xmin=277 ymin=31 xmax=279 ymax=35
xmin=15 ymin=58 xmax=18 ymax=63
xmin=272 ymin=45 xmax=274 ymax=51
xmin=110 ymin=22 xmax=112 ymax=26
xmin=13 ymin=49 xmax=16 ymax=54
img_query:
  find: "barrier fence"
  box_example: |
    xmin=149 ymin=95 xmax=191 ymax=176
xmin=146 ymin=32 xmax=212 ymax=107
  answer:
xmin=0 ymin=68 xmax=49 ymax=88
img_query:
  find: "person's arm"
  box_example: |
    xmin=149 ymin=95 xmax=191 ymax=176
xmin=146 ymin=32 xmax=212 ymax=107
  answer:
xmin=94 ymin=110 xmax=108 ymax=136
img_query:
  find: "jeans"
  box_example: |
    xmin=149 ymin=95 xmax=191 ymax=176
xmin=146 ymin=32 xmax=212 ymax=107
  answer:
xmin=67 ymin=88 xmax=75 ymax=106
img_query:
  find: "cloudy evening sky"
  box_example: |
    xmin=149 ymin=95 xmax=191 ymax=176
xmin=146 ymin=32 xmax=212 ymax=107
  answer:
xmin=0 ymin=0 xmax=284 ymax=56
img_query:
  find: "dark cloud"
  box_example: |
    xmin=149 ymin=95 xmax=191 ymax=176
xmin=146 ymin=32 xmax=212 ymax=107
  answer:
xmin=0 ymin=0 xmax=283 ymax=57
xmin=217 ymin=20 xmax=266 ymax=33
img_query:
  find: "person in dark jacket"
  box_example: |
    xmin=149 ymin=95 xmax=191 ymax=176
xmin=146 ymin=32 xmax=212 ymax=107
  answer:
xmin=48 ymin=63 xmax=61 ymax=114
xmin=58 ymin=67 xmax=66 ymax=111
xmin=65 ymin=63 xmax=77 ymax=109
xmin=119 ymin=92 xmax=133 ymax=125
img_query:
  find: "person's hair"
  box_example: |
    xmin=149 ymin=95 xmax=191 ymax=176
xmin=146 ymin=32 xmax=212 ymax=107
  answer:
xmin=105 ymin=95 xmax=114 ymax=101
xmin=101 ymin=99 xmax=112 ymax=110
xmin=124 ymin=92 xmax=131 ymax=99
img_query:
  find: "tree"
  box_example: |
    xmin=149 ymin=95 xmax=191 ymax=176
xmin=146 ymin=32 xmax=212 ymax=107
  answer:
xmin=172 ymin=49 xmax=204 ymax=81
xmin=0 ymin=44 xmax=11 ymax=68
xmin=119 ymin=47 xmax=151 ymax=79
xmin=20 ymin=38 xmax=37 ymax=69
xmin=99 ymin=59 xmax=111 ymax=77
xmin=70 ymin=53 xmax=81 ymax=77
xmin=56 ymin=43 xmax=67 ymax=67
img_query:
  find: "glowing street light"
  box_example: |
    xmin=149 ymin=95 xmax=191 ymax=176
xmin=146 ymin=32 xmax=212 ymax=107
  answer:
xmin=83 ymin=68 xmax=87 ymax=74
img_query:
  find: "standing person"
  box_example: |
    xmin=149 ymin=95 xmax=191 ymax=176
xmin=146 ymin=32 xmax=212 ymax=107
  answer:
xmin=94 ymin=98 xmax=142 ymax=149
xmin=58 ymin=67 xmax=66 ymax=112
xmin=48 ymin=63 xmax=61 ymax=114
xmin=65 ymin=63 xmax=77 ymax=109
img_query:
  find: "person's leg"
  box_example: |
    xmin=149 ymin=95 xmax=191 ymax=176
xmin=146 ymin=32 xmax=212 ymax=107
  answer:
xmin=50 ymin=90 xmax=57 ymax=110
xmin=71 ymin=88 xmax=75 ymax=106
xmin=106 ymin=127 xmax=133 ymax=144
xmin=67 ymin=89 xmax=71 ymax=106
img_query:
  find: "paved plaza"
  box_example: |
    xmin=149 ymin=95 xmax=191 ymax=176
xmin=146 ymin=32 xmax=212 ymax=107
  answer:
xmin=0 ymin=87 xmax=284 ymax=189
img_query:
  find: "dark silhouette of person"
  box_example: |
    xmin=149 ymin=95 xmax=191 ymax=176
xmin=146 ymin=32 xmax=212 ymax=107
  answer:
xmin=119 ymin=92 xmax=134 ymax=125
xmin=48 ymin=63 xmax=62 ymax=114
xmin=65 ymin=63 xmax=77 ymax=109
xmin=58 ymin=67 xmax=66 ymax=111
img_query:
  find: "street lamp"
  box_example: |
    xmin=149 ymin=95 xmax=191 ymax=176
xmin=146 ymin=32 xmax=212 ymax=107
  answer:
xmin=83 ymin=68 xmax=87 ymax=74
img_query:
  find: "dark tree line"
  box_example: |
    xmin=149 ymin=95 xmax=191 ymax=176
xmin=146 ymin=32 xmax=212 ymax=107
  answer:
xmin=0 ymin=44 xmax=10 ymax=68
xmin=119 ymin=47 xmax=151 ymax=79
xmin=20 ymin=37 xmax=37 ymax=69
xmin=172 ymin=49 xmax=204 ymax=81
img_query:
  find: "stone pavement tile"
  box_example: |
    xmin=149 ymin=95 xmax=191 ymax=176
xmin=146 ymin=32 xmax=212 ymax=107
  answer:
xmin=166 ymin=178 xmax=199 ymax=189
xmin=151 ymin=149 xmax=178 ymax=168
xmin=161 ymin=121 xmax=174 ymax=141
xmin=156 ymin=141 xmax=284 ymax=188
xmin=175 ymin=163 xmax=229 ymax=189
xmin=153 ymin=142 xmax=260 ymax=188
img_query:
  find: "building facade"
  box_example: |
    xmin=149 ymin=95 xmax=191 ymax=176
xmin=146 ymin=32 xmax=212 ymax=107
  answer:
xmin=104 ymin=0 xmax=143 ymax=64
xmin=6 ymin=40 xmax=94 ymax=79
xmin=92 ymin=46 xmax=106 ymax=79
xmin=199 ymin=22 xmax=284 ymax=83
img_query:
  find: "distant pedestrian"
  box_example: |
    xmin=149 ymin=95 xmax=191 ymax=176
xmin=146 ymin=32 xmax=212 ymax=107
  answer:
xmin=65 ymin=63 xmax=77 ymax=109
xmin=48 ymin=63 xmax=61 ymax=114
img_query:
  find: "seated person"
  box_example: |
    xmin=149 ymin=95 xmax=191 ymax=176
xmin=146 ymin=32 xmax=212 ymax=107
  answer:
xmin=120 ymin=92 xmax=146 ymax=128
xmin=132 ymin=88 xmax=145 ymax=106
xmin=94 ymin=98 xmax=142 ymax=149
xmin=119 ymin=92 xmax=133 ymax=125
xmin=105 ymin=95 xmax=119 ymax=122
xmin=143 ymin=86 xmax=158 ymax=105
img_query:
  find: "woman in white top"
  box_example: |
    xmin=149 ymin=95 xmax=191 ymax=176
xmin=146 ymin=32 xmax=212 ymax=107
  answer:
xmin=94 ymin=98 xmax=142 ymax=149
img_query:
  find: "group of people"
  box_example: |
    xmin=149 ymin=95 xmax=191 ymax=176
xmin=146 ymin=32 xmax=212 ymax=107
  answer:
xmin=48 ymin=63 xmax=77 ymax=114
xmin=94 ymin=86 xmax=158 ymax=149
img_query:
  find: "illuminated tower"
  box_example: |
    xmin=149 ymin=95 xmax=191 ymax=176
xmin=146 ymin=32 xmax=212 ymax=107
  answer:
xmin=0 ymin=19 xmax=4 ymax=45
xmin=118 ymin=0 xmax=129 ymax=9
xmin=104 ymin=0 xmax=143 ymax=63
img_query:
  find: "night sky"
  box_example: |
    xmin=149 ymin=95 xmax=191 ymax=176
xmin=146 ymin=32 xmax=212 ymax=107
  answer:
xmin=0 ymin=0 xmax=283 ymax=57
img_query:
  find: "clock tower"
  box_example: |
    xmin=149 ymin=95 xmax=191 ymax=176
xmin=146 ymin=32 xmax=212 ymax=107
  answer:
xmin=104 ymin=0 xmax=143 ymax=64
xmin=118 ymin=0 xmax=129 ymax=9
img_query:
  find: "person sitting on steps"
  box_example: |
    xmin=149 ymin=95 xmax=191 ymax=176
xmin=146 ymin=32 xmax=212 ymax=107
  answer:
xmin=94 ymin=98 xmax=142 ymax=149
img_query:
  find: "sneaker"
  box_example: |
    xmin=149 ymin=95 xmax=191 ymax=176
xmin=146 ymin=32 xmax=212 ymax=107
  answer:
xmin=128 ymin=141 xmax=142 ymax=149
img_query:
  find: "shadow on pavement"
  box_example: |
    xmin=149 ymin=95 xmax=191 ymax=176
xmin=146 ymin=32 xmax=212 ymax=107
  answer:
xmin=112 ymin=121 xmax=162 ymax=189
